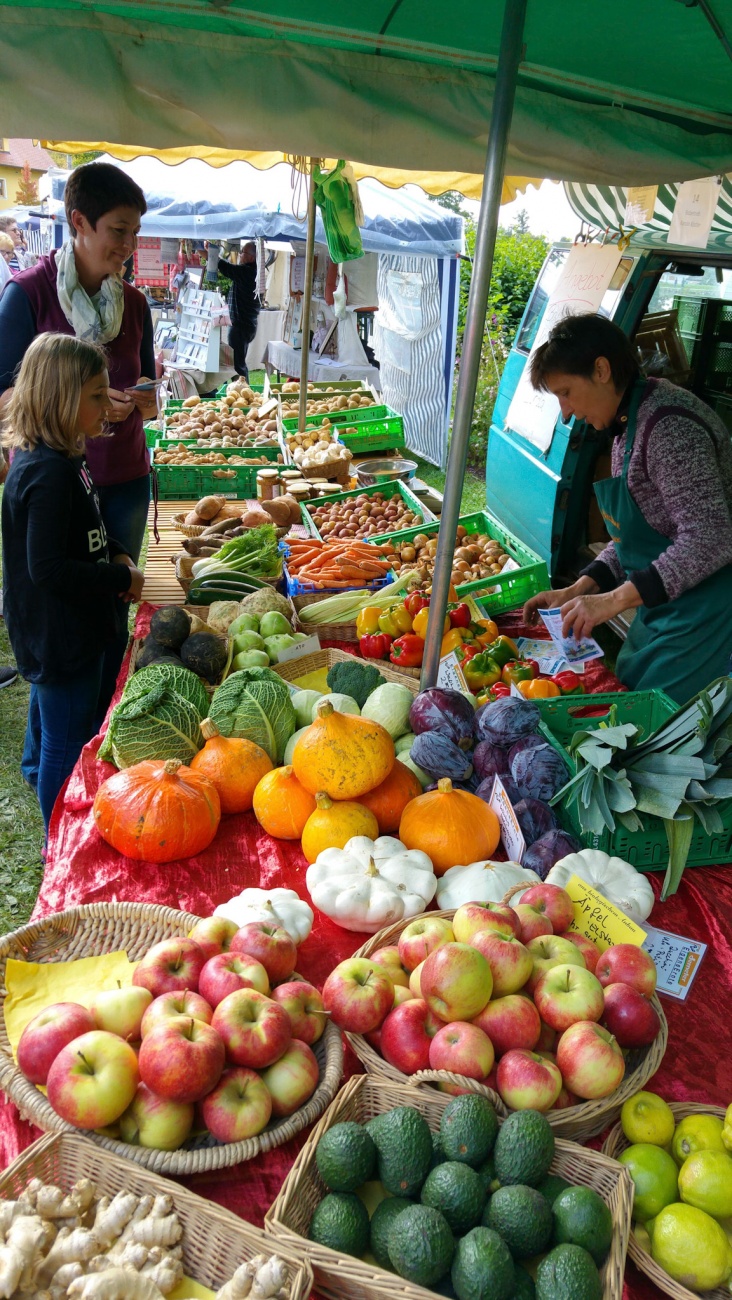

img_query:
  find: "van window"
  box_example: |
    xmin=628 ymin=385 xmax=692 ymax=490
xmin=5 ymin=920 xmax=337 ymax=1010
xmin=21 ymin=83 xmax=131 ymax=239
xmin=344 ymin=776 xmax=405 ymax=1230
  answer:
xmin=515 ymin=251 xmax=634 ymax=354
xmin=638 ymin=265 xmax=732 ymax=426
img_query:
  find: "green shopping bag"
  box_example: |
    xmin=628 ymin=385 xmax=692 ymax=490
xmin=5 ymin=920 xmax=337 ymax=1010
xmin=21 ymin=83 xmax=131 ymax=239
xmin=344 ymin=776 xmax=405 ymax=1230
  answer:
xmin=313 ymin=161 xmax=364 ymax=263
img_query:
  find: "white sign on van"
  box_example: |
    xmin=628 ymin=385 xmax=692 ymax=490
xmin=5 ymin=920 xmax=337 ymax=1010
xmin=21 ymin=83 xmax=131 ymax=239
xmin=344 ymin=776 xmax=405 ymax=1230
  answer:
xmin=504 ymin=244 xmax=624 ymax=454
xmin=668 ymin=177 xmax=721 ymax=250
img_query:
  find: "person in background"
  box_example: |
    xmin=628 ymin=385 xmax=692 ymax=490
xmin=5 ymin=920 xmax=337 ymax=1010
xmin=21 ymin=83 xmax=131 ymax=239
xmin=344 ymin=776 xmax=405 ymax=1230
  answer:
xmin=0 ymin=161 xmax=157 ymax=788
xmin=0 ymin=233 xmax=14 ymax=293
xmin=0 ymin=216 xmax=29 ymax=273
xmin=524 ymin=313 xmax=732 ymax=704
xmin=1 ymin=334 xmax=144 ymax=833
xmin=218 ymin=241 xmax=260 ymax=380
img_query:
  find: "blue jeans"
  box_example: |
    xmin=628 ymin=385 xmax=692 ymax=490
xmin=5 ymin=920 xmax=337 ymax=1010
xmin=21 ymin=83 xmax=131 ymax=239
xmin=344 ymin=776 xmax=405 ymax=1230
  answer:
xmin=22 ymin=473 xmax=150 ymax=792
xmin=29 ymin=661 xmax=104 ymax=833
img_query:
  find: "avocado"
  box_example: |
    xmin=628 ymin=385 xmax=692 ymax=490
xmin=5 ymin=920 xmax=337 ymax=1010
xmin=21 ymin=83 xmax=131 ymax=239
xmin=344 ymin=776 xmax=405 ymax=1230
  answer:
xmin=440 ymin=1094 xmax=499 ymax=1168
xmin=369 ymin=1196 xmax=413 ymax=1270
xmin=477 ymin=1154 xmax=497 ymax=1197
xmin=308 ymin=1192 xmax=369 ymax=1258
xmin=451 ymin=1226 xmax=515 ymax=1300
xmin=551 ymin=1186 xmax=614 ymax=1266
xmin=535 ymin=1174 xmax=572 ymax=1206
xmin=493 ymin=1110 xmax=555 ymax=1188
xmin=387 ymin=1204 xmax=454 ymax=1288
xmin=511 ymin=1266 xmax=536 ymax=1300
xmin=315 ymin=1122 xmax=377 ymax=1193
xmin=484 ymin=1184 xmax=553 ymax=1259
xmin=369 ymin=1106 xmax=433 ymax=1198
xmin=534 ymin=1244 xmax=602 ymax=1300
xmin=421 ymin=1161 xmax=486 ymax=1235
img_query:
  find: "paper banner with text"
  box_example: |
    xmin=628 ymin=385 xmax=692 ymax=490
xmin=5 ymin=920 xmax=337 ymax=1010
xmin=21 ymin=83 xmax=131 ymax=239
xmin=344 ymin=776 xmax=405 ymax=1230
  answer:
xmin=565 ymin=874 xmax=647 ymax=953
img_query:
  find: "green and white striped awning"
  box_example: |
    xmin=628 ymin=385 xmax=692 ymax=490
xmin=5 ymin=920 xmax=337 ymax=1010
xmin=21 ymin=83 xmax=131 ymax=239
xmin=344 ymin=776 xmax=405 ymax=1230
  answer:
xmin=564 ymin=181 xmax=732 ymax=251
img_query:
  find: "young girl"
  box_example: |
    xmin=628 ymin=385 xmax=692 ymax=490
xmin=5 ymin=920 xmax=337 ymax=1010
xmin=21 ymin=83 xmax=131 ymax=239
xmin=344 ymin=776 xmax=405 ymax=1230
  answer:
xmin=2 ymin=333 xmax=145 ymax=833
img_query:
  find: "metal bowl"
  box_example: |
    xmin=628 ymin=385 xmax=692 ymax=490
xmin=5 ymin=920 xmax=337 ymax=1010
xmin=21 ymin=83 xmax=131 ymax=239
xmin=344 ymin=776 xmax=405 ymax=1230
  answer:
xmin=356 ymin=458 xmax=418 ymax=486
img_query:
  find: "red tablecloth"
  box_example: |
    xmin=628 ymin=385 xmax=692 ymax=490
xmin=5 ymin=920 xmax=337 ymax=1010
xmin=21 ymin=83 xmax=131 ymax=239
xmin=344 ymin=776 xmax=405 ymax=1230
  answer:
xmin=2 ymin=607 xmax=729 ymax=1300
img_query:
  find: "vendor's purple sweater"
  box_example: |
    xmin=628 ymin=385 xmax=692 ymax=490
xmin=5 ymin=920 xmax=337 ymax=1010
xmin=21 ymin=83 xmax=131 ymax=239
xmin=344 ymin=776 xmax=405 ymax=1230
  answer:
xmin=7 ymin=253 xmax=151 ymax=486
xmin=582 ymin=377 xmax=732 ymax=606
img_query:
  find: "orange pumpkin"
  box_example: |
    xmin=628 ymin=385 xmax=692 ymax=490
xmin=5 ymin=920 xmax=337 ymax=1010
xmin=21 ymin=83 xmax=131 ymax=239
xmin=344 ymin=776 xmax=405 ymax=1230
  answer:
xmin=301 ymin=793 xmax=379 ymax=864
xmin=356 ymin=760 xmax=422 ymax=834
xmin=190 ymin=718 xmax=272 ymax=814
xmin=93 ymin=758 xmax=221 ymax=863
xmin=252 ymin=766 xmax=317 ymax=840
xmin=398 ymin=778 xmax=500 ymax=876
xmin=292 ymin=699 xmax=394 ymax=800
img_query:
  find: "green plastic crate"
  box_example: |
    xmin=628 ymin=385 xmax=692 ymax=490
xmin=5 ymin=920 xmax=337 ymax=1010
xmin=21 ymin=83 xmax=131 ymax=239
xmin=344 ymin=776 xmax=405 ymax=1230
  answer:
xmin=282 ymin=406 xmax=405 ymax=454
xmin=154 ymin=442 xmax=282 ymax=462
xmin=144 ymin=422 xmax=161 ymax=449
xmin=301 ymin=479 xmax=434 ymax=540
xmin=536 ymin=691 xmax=732 ymax=871
xmin=370 ymin=509 xmax=549 ymax=609
xmin=216 ymin=381 xmax=264 ymax=397
xmin=153 ymin=459 xmax=265 ymax=500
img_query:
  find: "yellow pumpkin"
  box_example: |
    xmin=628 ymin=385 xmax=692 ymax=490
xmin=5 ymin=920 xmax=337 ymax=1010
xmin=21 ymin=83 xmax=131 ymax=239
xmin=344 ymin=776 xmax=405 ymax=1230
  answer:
xmin=399 ymin=778 xmax=501 ymax=876
xmin=292 ymin=699 xmax=394 ymax=800
xmin=301 ymin=792 xmax=379 ymax=864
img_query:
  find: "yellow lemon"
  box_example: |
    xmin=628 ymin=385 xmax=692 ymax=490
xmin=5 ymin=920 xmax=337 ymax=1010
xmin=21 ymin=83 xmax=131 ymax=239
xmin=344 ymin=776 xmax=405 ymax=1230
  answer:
xmin=672 ymin=1113 xmax=726 ymax=1166
xmin=651 ymin=1203 xmax=732 ymax=1291
xmin=618 ymin=1144 xmax=679 ymax=1222
xmin=678 ymin=1149 xmax=732 ymax=1218
xmin=621 ymin=1091 xmax=676 ymax=1147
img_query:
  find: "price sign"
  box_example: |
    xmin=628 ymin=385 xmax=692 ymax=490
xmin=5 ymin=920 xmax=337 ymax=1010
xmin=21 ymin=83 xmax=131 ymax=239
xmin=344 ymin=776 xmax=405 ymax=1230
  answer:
xmin=642 ymin=925 xmax=707 ymax=1000
xmin=565 ymin=875 xmax=647 ymax=953
xmin=437 ymin=651 xmax=469 ymax=692
xmin=489 ymin=775 xmax=526 ymax=864
xmin=276 ymin=635 xmax=321 ymax=664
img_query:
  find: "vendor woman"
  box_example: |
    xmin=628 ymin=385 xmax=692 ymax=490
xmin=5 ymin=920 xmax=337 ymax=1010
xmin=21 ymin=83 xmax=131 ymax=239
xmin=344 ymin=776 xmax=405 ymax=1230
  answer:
xmin=524 ymin=313 xmax=732 ymax=704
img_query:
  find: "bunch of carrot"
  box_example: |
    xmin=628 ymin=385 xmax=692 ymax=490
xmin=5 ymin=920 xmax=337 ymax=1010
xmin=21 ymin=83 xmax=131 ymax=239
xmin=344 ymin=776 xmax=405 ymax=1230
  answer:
xmin=286 ymin=537 xmax=395 ymax=588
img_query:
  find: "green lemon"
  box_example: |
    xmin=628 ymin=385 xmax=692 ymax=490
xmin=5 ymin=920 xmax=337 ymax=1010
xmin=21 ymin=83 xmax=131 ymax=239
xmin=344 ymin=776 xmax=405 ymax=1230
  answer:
xmin=621 ymin=1091 xmax=676 ymax=1147
xmin=618 ymin=1144 xmax=679 ymax=1222
xmin=672 ymin=1114 xmax=726 ymax=1166
xmin=651 ymin=1203 xmax=732 ymax=1291
xmin=678 ymin=1149 xmax=732 ymax=1218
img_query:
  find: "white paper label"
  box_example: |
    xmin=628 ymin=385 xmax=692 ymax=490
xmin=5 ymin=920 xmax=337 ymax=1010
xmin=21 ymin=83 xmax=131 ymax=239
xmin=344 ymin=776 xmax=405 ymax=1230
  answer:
xmin=625 ymin=185 xmax=658 ymax=226
xmin=668 ymin=177 xmax=721 ymax=250
xmin=489 ymin=775 xmax=526 ymax=864
xmin=505 ymin=244 xmax=624 ymax=453
xmin=517 ymin=637 xmax=568 ymax=677
xmin=510 ymin=681 xmax=523 ymax=698
xmin=437 ymin=650 xmax=469 ymax=692
xmin=642 ymin=925 xmax=707 ymax=1000
xmin=538 ymin=608 xmax=604 ymax=666
xmin=276 ymin=634 xmax=321 ymax=664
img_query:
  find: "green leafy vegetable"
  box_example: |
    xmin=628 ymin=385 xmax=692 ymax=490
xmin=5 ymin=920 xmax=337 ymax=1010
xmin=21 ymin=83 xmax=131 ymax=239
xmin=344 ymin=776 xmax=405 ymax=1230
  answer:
xmin=99 ymin=664 xmax=208 ymax=769
xmin=194 ymin=525 xmax=282 ymax=581
xmin=208 ymin=666 xmax=296 ymax=762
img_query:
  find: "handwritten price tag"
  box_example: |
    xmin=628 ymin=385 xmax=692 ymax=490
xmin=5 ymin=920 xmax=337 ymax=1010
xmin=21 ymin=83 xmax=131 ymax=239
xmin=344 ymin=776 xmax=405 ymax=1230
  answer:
xmin=564 ymin=874 xmax=647 ymax=953
xmin=437 ymin=651 xmax=469 ymax=692
xmin=489 ymin=775 xmax=526 ymax=864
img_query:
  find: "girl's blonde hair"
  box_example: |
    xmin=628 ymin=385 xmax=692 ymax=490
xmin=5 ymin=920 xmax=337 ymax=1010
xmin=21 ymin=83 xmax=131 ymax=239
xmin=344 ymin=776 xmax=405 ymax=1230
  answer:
xmin=3 ymin=333 xmax=108 ymax=454
xmin=0 ymin=233 xmax=13 ymax=252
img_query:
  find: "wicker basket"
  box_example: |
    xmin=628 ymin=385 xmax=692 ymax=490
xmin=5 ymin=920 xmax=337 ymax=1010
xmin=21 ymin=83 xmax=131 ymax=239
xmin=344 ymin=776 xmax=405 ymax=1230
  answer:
xmin=603 ymin=1102 xmax=728 ymax=1300
xmin=1 ymin=1132 xmax=312 ymax=1300
xmin=0 ymin=903 xmax=343 ymax=1175
xmin=273 ymin=647 xmax=423 ymax=689
xmin=344 ymin=907 xmax=668 ymax=1142
xmin=266 ymin=1074 xmax=633 ymax=1300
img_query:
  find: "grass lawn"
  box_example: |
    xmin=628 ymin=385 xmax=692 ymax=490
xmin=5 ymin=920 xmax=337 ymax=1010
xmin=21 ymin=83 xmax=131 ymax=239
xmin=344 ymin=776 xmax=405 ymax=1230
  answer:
xmin=0 ymin=622 xmax=44 ymax=937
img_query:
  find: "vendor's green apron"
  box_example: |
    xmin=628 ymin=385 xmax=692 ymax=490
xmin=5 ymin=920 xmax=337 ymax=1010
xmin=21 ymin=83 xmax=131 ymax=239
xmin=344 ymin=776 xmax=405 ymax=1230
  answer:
xmin=594 ymin=380 xmax=732 ymax=705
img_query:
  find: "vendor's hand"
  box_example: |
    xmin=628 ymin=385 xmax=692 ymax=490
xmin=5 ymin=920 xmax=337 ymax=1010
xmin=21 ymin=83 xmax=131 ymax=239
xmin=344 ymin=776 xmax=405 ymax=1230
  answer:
xmin=106 ymin=388 xmax=135 ymax=424
xmin=119 ymin=566 xmax=144 ymax=603
xmin=524 ymin=575 xmax=601 ymax=627
xmin=559 ymin=591 xmax=618 ymax=641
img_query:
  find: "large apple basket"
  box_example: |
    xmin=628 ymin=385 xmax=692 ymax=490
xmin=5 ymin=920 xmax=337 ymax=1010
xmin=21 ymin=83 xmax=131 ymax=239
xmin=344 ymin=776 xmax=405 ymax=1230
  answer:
xmin=0 ymin=902 xmax=343 ymax=1175
xmin=603 ymin=1102 xmax=729 ymax=1300
xmin=345 ymin=906 xmax=668 ymax=1143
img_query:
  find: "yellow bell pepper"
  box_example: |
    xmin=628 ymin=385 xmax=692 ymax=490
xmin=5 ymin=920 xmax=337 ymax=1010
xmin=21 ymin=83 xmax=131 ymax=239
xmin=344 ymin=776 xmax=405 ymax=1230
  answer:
xmin=517 ymin=678 xmax=562 ymax=699
xmin=355 ymin=607 xmax=383 ymax=637
xmin=413 ymin=606 xmax=449 ymax=640
xmin=723 ymin=1103 xmax=732 ymax=1152
xmin=474 ymin=618 xmax=499 ymax=646
xmin=440 ymin=627 xmax=466 ymax=656
xmin=378 ymin=605 xmax=413 ymax=637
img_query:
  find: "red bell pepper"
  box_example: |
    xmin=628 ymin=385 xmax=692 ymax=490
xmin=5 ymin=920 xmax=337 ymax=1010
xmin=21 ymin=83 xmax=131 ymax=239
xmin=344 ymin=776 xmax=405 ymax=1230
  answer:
xmin=360 ymin=633 xmax=392 ymax=660
xmin=448 ymin=602 xmax=472 ymax=629
xmin=501 ymin=660 xmax=535 ymax=687
xmin=552 ymin=670 xmax=586 ymax=695
xmin=457 ymin=645 xmax=481 ymax=663
xmin=405 ymin=591 xmax=430 ymax=618
xmin=390 ymin=633 xmax=425 ymax=667
xmin=476 ymin=682 xmax=511 ymax=705
xmin=524 ymin=658 xmax=540 ymax=679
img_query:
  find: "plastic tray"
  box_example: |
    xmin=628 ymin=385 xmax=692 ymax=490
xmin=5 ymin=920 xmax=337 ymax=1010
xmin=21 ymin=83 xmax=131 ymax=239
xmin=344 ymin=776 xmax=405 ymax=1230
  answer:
xmin=537 ymin=691 xmax=732 ymax=871
xmin=153 ymin=458 xmax=274 ymax=500
xmin=301 ymin=479 xmax=434 ymax=539
xmin=284 ymin=566 xmax=394 ymax=599
xmin=216 ymin=380 xmax=264 ymax=396
xmin=371 ymin=509 xmax=550 ymax=610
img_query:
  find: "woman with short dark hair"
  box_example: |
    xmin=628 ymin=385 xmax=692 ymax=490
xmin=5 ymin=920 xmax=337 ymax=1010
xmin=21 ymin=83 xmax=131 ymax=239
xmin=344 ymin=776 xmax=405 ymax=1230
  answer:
xmin=524 ymin=312 xmax=732 ymax=704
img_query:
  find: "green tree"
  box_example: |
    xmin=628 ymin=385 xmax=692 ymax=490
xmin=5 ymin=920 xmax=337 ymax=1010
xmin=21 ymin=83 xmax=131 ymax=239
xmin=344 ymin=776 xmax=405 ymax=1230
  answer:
xmin=428 ymin=189 xmax=471 ymax=221
xmin=511 ymin=208 xmax=531 ymax=235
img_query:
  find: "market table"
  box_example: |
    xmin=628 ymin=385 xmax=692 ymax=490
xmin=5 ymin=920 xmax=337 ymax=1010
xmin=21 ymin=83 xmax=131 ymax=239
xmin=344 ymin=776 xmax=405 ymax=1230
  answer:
xmin=264 ymin=339 xmax=382 ymax=390
xmin=247 ymin=309 xmax=285 ymax=371
xmin=1 ymin=608 xmax=729 ymax=1300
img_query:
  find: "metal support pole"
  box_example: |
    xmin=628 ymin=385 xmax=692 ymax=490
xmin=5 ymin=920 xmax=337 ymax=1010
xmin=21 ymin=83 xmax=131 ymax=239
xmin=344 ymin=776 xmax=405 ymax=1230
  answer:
xmin=420 ymin=0 xmax=528 ymax=687
xmin=298 ymin=161 xmax=318 ymax=431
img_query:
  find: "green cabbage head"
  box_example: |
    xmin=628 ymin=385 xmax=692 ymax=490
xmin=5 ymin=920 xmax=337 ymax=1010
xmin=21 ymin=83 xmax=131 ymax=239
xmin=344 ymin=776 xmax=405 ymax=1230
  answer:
xmin=99 ymin=664 xmax=209 ymax=769
xmin=208 ymin=667 xmax=296 ymax=763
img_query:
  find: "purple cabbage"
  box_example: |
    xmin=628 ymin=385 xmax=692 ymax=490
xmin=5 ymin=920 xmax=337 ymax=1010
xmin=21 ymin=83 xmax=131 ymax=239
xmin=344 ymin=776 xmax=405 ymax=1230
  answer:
xmin=523 ymin=829 xmax=583 ymax=879
xmin=409 ymin=688 xmax=475 ymax=751
xmin=513 ymin=797 xmax=558 ymax=847
xmin=411 ymin=731 xmax=474 ymax=783
xmin=473 ymin=740 xmax=511 ymax=783
xmin=511 ymin=742 xmax=570 ymax=803
xmin=508 ymin=733 xmax=545 ymax=769
xmin=475 ymin=774 xmax=523 ymax=806
xmin=474 ymin=698 xmax=541 ymax=747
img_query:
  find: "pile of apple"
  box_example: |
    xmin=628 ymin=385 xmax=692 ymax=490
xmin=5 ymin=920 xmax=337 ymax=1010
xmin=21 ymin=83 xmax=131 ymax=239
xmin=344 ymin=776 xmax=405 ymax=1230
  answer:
xmin=322 ymin=883 xmax=661 ymax=1113
xmin=17 ymin=916 xmax=327 ymax=1150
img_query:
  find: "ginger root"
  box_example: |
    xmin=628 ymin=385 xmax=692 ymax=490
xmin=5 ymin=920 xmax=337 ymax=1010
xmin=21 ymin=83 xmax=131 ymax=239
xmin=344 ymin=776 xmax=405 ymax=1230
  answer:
xmin=68 ymin=1269 xmax=166 ymax=1300
xmin=214 ymin=1256 xmax=289 ymax=1300
xmin=37 ymin=1229 xmax=98 ymax=1285
xmin=32 ymin=1185 xmax=95 ymax=1222
xmin=0 ymin=1217 xmax=48 ymax=1300
xmin=91 ymin=1196 xmax=137 ymax=1251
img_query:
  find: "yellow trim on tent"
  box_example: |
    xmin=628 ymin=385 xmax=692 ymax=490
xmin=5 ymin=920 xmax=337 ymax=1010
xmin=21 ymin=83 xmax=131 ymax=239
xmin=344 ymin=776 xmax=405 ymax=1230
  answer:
xmin=42 ymin=141 xmax=537 ymax=203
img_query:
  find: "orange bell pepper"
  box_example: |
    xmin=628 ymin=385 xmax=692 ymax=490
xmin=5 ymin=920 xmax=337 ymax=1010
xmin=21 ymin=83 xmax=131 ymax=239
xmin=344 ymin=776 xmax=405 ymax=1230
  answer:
xmin=474 ymin=618 xmax=499 ymax=645
xmin=517 ymin=678 xmax=562 ymax=699
xmin=413 ymin=606 xmax=449 ymax=640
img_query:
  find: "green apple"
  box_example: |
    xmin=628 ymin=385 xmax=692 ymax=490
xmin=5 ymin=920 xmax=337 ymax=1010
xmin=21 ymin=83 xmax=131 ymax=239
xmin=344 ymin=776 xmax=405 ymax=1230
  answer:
xmin=90 ymin=984 xmax=153 ymax=1041
xmin=46 ymin=1030 xmax=139 ymax=1128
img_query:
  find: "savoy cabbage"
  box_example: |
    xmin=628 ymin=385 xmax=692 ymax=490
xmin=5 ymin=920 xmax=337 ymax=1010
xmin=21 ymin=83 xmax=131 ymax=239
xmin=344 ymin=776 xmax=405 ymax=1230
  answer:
xmin=209 ymin=667 xmax=296 ymax=763
xmin=99 ymin=664 xmax=208 ymax=768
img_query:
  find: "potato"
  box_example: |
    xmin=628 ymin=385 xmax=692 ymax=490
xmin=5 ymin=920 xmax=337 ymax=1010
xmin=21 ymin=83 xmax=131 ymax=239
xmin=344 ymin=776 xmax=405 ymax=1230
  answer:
xmin=182 ymin=395 xmax=201 ymax=408
xmin=184 ymin=510 xmax=206 ymax=526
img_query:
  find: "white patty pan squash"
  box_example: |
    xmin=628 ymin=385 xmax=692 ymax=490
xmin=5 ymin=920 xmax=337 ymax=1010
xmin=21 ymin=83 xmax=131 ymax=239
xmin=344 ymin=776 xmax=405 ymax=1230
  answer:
xmin=214 ymin=887 xmax=314 ymax=943
xmin=436 ymin=859 xmax=541 ymax=909
xmin=306 ymin=835 xmax=437 ymax=933
xmin=546 ymin=849 xmax=655 ymax=924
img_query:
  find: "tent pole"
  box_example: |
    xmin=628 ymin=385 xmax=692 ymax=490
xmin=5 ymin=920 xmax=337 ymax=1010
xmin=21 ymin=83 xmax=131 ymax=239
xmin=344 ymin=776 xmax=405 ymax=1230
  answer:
xmin=420 ymin=0 xmax=527 ymax=687
xmin=298 ymin=160 xmax=317 ymax=431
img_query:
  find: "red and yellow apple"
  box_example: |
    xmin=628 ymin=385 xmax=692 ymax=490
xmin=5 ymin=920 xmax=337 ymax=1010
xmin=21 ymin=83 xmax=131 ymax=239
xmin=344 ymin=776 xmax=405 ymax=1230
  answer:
xmin=398 ymin=917 xmax=455 ymax=972
xmin=452 ymin=902 xmax=519 ymax=944
xmin=409 ymin=961 xmax=426 ymax=999
xmin=90 ymin=985 xmax=152 ymax=1043
xmin=371 ymin=946 xmax=410 ymax=988
xmin=132 ymin=938 xmax=206 ymax=998
xmin=380 ymin=998 xmax=440 ymax=1074
xmin=526 ymin=934 xmax=586 ymax=994
xmin=259 ymin=1038 xmax=320 ymax=1117
xmin=533 ymin=963 xmax=605 ymax=1032
xmin=512 ymin=904 xmax=553 ymax=944
xmin=420 ymin=942 xmax=492 ymax=1023
xmin=563 ymin=931 xmax=601 ymax=973
xmin=596 ymin=944 xmax=657 ymax=997
xmin=140 ymin=990 xmax=213 ymax=1038
xmin=393 ymin=984 xmax=414 ymax=1007
xmin=230 ymin=923 xmax=297 ymax=985
xmin=322 ymin=958 xmax=393 ymax=1034
xmin=18 ymin=1002 xmax=96 ymax=1086
xmin=518 ymin=884 xmax=575 ymax=934
xmin=496 ymin=1048 xmax=562 ymax=1112
xmin=555 ymin=1020 xmax=626 ymax=1099
xmin=429 ymin=1021 xmax=495 ymax=1079
xmin=468 ymin=931 xmax=533 ymax=997
xmin=472 ymin=994 xmax=541 ymax=1057
xmin=138 ymin=1017 xmax=225 ymax=1103
xmin=188 ymin=917 xmax=239 ymax=961
xmin=271 ymin=980 xmax=327 ymax=1044
xmin=47 ymin=1030 xmax=139 ymax=1127
xmin=118 ymin=1081 xmax=193 ymax=1150
xmin=202 ymin=1066 xmax=272 ymax=1141
xmin=199 ymin=953 xmax=270 ymax=1008
xmin=212 ymin=989 xmax=292 ymax=1069
xmin=601 ymin=982 xmax=661 ymax=1048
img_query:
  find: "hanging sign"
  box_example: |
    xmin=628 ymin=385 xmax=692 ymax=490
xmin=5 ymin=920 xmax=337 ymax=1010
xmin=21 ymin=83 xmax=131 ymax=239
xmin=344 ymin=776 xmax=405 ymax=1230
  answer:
xmin=505 ymin=244 xmax=624 ymax=454
xmin=625 ymin=186 xmax=658 ymax=226
xmin=668 ymin=177 xmax=722 ymax=249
